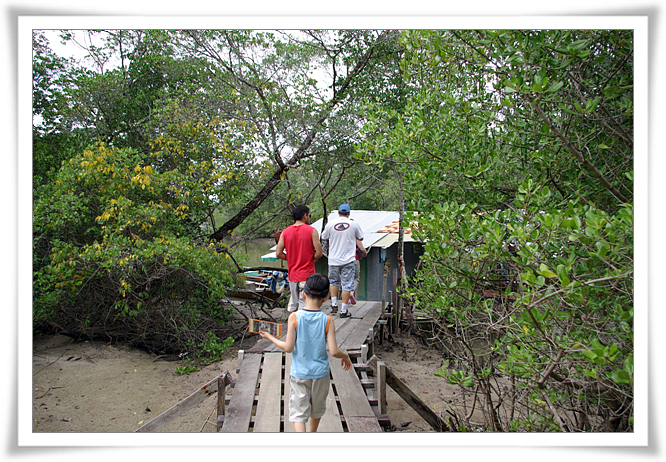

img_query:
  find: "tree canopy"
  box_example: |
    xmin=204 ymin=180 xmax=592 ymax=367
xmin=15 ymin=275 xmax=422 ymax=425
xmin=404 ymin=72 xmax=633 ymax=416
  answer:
xmin=33 ymin=28 xmax=635 ymax=432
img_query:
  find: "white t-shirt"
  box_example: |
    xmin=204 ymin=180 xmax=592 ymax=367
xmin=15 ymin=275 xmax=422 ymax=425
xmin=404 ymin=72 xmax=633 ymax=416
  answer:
xmin=321 ymin=216 xmax=364 ymax=266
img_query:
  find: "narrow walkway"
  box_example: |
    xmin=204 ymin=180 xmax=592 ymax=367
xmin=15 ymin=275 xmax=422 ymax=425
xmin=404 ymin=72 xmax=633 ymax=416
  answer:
xmin=219 ymin=301 xmax=386 ymax=432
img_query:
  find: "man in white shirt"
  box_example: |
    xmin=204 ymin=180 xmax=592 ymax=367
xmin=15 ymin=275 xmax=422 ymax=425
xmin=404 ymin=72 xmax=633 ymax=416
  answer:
xmin=321 ymin=204 xmax=367 ymax=317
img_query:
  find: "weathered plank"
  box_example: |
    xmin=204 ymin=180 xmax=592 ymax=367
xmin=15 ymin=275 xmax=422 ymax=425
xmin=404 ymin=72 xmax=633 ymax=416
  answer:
xmin=283 ymin=353 xmax=294 ymax=432
xmin=329 ymin=353 xmax=375 ymax=419
xmin=220 ymin=353 xmax=262 ymax=432
xmin=247 ymin=336 xmax=274 ymax=353
xmin=252 ymin=352 xmax=283 ymax=432
xmin=345 ymin=415 xmax=382 ymax=432
xmin=339 ymin=303 xmax=382 ymax=351
xmin=136 ymin=371 xmax=232 ymax=433
xmin=333 ymin=317 xmax=361 ymax=346
xmin=348 ymin=301 xmax=374 ymax=319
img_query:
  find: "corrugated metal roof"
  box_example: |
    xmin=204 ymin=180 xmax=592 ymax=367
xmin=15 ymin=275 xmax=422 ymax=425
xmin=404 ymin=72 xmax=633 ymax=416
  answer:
xmin=372 ymin=232 xmax=415 ymax=249
xmin=316 ymin=210 xmax=400 ymax=250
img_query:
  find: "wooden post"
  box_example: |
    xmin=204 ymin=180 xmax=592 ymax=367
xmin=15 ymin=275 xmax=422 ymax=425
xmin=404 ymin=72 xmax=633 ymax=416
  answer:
xmin=368 ymin=327 xmax=374 ymax=358
xmin=388 ymin=290 xmax=394 ymax=334
xmin=377 ymin=360 xmax=387 ymax=415
xmin=378 ymin=320 xmax=387 ymax=345
xmin=396 ymin=296 xmax=403 ymax=334
xmin=361 ymin=344 xmax=368 ymax=364
xmin=381 ymin=271 xmax=387 ymax=317
xmin=238 ymin=350 xmax=245 ymax=367
xmin=392 ymin=268 xmax=399 ymax=334
xmin=216 ymin=371 xmax=234 ymax=431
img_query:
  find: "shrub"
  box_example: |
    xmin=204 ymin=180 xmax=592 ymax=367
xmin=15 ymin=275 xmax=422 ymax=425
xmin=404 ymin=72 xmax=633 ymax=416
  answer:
xmin=33 ymin=143 xmax=244 ymax=356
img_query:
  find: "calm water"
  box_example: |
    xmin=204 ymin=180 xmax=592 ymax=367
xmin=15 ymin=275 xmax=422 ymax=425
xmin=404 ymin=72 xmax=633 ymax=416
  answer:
xmin=227 ymin=238 xmax=286 ymax=270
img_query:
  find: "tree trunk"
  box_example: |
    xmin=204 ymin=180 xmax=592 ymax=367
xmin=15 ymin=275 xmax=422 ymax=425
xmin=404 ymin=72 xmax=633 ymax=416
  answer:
xmin=209 ymin=31 xmax=389 ymax=242
xmin=395 ymin=166 xmax=413 ymax=331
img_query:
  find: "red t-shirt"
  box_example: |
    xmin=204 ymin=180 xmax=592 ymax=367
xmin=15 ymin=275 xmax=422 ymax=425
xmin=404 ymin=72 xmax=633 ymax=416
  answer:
xmin=282 ymin=224 xmax=315 ymax=282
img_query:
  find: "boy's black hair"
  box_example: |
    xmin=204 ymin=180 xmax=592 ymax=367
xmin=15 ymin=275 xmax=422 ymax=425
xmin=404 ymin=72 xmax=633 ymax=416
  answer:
xmin=303 ymin=273 xmax=329 ymax=299
xmin=292 ymin=205 xmax=310 ymax=222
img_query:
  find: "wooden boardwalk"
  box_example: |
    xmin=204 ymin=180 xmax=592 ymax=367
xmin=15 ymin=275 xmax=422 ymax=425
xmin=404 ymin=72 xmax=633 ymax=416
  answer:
xmin=219 ymin=301 xmax=387 ymax=432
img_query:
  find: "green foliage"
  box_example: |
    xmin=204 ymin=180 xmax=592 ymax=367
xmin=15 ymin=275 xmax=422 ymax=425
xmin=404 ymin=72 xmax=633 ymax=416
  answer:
xmin=193 ymin=333 xmax=235 ymax=365
xmin=357 ymin=29 xmax=634 ymax=432
xmin=175 ymin=362 xmax=200 ymax=375
xmin=33 ymin=142 xmax=244 ymax=354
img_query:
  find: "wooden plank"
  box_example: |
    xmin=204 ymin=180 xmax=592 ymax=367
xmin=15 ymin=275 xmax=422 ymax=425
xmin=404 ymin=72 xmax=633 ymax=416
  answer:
xmin=136 ymin=371 xmax=232 ymax=433
xmin=253 ymin=352 xmax=283 ymax=432
xmin=247 ymin=337 xmax=273 ymax=353
xmin=346 ymin=300 xmax=373 ymax=319
xmin=345 ymin=416 xmax=382 ymax=432
xmin=220 ymin=353 xmax=262 ymax=432
xmin=329 ymin=353 xmax=375 ymax=419
xmin=333 ymin=317 xmax=361 ymax=346
xmin=339 ymin=304 xmax=382 ymax=351
xmin=283 ymin=353 xmax=294 ymax=432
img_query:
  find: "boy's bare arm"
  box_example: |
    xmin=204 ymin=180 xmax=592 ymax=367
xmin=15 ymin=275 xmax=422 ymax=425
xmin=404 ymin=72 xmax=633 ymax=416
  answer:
xmin=259 ymin=314 xmax=295 ymax=353
xmin=326 ymin=322 xmax=352 ymax=370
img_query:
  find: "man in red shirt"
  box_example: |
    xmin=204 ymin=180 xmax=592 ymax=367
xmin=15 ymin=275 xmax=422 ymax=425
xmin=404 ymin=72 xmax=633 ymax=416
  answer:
xmin=276 ymin=205 xmax=323 ymax=312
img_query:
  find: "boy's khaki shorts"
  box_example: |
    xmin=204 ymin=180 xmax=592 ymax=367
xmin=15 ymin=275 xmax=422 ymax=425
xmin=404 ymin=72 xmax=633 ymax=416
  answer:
xmin=288 ymin=374 xmax=330 ymax=423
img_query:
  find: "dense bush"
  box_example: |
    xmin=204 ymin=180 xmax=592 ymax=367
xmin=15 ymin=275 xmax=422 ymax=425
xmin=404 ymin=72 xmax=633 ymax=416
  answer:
xmin=408 ymin=185 xmax=633 ymax=432
xmin=33 ymin=143 xmax=243 ymax=354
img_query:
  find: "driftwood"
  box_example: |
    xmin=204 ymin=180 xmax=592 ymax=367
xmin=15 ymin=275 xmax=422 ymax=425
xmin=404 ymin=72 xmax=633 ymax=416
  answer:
xmin=135 ymin=371 xmax=234 ymax=433
xmin=367 ymin=355 xmax=449 ymax=432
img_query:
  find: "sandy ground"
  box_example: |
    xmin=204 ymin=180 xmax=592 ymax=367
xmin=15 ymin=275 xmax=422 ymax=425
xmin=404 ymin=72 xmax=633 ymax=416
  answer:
xmin=31 ymin=311 xmax=475 ymax=434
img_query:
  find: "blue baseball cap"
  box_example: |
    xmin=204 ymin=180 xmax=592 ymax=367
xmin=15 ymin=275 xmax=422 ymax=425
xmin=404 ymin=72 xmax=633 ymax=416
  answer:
xmin=339 ymin=204 xmax=350 ymax=213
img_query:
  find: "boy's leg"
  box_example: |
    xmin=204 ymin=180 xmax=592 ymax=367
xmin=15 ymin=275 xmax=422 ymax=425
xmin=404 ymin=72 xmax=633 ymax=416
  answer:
xmin=308 ymin=374 xmax=330 ymax=431
xmin=308 ymin=417 xmax=322 ymax=432
xmin=289 ymin=377 xmax=311 ymax=431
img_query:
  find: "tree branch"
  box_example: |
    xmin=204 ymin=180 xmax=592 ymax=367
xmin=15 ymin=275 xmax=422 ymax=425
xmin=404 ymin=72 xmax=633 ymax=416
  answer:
xmin=527 ymin=96 xmax=629 ymax=204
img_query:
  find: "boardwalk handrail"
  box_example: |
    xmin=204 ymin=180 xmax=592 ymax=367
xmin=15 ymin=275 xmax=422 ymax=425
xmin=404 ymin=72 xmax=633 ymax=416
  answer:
xmin=135 ymin=370 xmax=234 ymax=433
xmin=367 ymin=355 xmax=448 ymax=432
